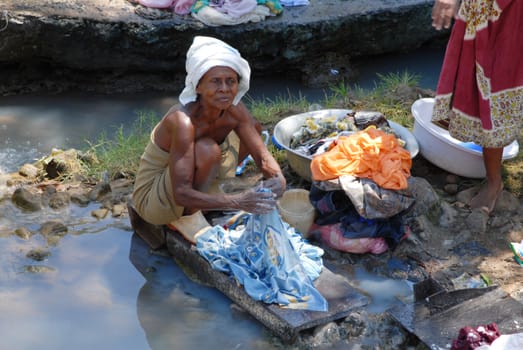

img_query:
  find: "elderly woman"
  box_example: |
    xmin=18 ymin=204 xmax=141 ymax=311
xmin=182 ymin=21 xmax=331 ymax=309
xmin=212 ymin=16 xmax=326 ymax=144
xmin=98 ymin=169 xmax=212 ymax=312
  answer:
xmin=132 ymin=36 xmax=286 ymax=240
xmin=431 ymin=0 xmax=522 ymax=214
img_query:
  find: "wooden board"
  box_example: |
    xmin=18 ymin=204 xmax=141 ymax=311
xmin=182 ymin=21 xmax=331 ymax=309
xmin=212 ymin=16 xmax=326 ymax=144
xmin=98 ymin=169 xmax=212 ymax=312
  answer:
xmin=165 ymin=227 xmax=369 ymax=342
xmin=128 ymin=205 xmax=368 ymax=343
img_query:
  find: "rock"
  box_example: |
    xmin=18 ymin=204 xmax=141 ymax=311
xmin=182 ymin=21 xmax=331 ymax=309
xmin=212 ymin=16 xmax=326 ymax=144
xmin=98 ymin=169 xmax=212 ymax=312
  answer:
xmin=456 ymin=186 xmax=478 ymax=206
xmin=89 ymin=182 xmax=112 ymax=201
xmin=445 ymin=174 xmax=459 ymax=184
xmin=40 ymin=220 xmax=68 ymax=237
xmin=12 ymin=187 xmax=42 ymax=212
xmin=48 ymin=191 xmax=71 ymax=209
xmin=405 ymin=177 xmax=441 ymax=218
xmin=18 ymin=163 xmax=40 ymax=178
xmin=443 ymin=183 xmax=458 ymax=195
xmin=465 ymin=208 xmax=489 ymax=233
xmin=23 ymin=265 xmax=56 ymax=274
xmin=26 ymin=248 xmax=51 ymax=261
xmin=311 ymin=322 xmax=342 ymax=346
xmin=14 ymin=227 xmax=33 ymax=240
xmin=494 ymin=190 xmax=521 ymax=213
xmin=71 ymin=193 xmax=91 ymax=206
xmin=438 ymin=201 xmax=458 ymax=228
xmin=92 ymin=208 xmax=109 ymax=219
xmin=111 ymin=203 xmax=126 ymax=217
xmin=39 ymin=148 xmax=84 ymax=179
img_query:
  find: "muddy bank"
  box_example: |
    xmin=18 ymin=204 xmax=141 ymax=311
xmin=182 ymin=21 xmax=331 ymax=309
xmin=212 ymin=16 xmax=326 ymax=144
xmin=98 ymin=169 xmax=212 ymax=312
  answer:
xmin=0 ymin=0 xmax=449 ymax=95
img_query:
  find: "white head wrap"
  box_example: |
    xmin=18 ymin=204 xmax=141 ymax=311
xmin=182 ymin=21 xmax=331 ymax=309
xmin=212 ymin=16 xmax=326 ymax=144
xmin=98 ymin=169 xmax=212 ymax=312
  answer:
xmin=179 ymin=36 xmax=251 ymax=106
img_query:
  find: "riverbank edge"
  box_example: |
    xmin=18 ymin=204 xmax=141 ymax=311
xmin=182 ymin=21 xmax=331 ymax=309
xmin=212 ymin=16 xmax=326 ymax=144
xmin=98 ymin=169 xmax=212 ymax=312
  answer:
xmin=0 ymin=0 xmax=450 ymax=96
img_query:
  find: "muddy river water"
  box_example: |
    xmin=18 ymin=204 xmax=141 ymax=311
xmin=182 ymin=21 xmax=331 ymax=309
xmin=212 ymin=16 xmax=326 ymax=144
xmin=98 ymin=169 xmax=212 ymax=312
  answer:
xmin=0 ymin=47 xmax=444 ymax=349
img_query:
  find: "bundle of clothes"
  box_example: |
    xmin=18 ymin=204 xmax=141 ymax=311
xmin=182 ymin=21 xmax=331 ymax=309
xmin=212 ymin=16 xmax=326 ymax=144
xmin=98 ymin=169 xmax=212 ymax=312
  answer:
xmin=292 ymin=111 xmax=416 ymax=254
xmin=132 ymin=0 xmax=307 ymax=26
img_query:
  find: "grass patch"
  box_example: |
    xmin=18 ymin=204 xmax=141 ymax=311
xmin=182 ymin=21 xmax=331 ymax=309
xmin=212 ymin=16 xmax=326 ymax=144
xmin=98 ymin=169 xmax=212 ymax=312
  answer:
xmin=84 ymin=110 xmax=159 ymax=180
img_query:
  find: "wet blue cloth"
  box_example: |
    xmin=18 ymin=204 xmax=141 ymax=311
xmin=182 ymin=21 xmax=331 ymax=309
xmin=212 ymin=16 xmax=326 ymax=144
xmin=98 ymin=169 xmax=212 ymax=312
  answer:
xmin=196 ymin=208 xmax=328 ymax=311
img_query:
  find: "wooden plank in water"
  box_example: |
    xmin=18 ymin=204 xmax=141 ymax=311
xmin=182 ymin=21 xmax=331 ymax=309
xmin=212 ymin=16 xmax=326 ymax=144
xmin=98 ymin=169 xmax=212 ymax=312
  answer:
xmin=165 ymin=227 xmax=369 ymax=343
xmin=128 ymin=203 xmax=165 ymax=250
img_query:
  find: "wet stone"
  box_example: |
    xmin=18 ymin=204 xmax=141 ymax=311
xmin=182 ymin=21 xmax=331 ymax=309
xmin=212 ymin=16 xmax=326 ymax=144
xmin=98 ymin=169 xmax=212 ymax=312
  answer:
xmin=111 ymin=203 xmax=126 ymax=217
xmin=311 ymin=322 xmax=342 ymax=347
xmin=71 ymin=193 xmax=90 ymax=206
xmin=89 ymin=182 xmax=112 ymax=201
xmin=14 ymin=227 xmax=32 ymax=240
xmin=23 ymin=265 xmax=56 ymax=273
xmin=11 ymin=187 xmax=42 ymax=212
xmin=91 ymin=208 xmax=109 ymax=219
xmin=40 ymin=220 xmax=68 ymax=236
xmin=342 ymin=311 xmax=366 ymax=338
xmin=48 ymin=191 xmax=71 ymax=209
xmin=26 ymin=248 xmax=51 ymax=261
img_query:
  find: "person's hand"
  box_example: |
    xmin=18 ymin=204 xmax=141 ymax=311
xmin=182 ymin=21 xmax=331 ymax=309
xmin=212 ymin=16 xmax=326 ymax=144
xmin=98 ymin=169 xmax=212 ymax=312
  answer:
xmin=261 ymin=173 xmax=286 ymax=198
xmin=231 ymin=187 xmax=277 ymax=214
xmin=432 ymin=0 xmax=459 ymax=30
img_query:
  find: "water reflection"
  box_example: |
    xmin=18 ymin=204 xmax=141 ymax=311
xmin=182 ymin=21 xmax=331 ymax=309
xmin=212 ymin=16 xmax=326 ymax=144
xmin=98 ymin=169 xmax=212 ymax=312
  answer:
xmin=129 ymin=234 xmax=275 ymax=349
xmin=0 ymin=214 xmax=148 ymax=350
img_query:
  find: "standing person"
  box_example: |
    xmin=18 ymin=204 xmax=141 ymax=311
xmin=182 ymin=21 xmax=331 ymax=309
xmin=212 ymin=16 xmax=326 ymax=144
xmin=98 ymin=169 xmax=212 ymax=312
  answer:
xmin=431 ymin=0 xmax=522 ymax=214
xmin=132 ymin=36 xmax=286 ymax=240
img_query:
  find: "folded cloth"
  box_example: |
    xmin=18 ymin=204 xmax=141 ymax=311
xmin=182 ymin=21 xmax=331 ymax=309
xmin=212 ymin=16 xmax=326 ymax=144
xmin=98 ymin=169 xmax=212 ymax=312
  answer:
xmin=179 ymin=36 xmax=250 ymax=106
xmin=168 ymin=210 xmax=211 ymax=244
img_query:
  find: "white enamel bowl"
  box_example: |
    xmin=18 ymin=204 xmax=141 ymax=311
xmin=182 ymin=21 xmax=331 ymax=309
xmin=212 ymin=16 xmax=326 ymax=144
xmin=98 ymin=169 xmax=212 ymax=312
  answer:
xmin=272 ymin=109 xmax=419 ymax=182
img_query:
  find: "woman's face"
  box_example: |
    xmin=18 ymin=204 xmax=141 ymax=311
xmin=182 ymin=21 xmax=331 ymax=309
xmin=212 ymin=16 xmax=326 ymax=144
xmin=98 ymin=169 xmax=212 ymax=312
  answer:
xmin=196 ymin=66 xmax=239 ymax=109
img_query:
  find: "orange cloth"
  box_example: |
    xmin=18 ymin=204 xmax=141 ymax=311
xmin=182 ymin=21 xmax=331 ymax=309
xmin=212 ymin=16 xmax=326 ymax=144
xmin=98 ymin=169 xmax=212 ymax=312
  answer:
xmin=310 ymin=127 xmax=411 ymax=190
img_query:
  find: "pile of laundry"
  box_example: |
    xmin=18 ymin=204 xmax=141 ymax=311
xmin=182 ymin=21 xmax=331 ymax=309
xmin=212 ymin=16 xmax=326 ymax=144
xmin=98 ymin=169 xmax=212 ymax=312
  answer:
xmin=301 ymin=113 xmax=415 ymax=255
xmin=131 ymin=0 xmax=308 ymax=26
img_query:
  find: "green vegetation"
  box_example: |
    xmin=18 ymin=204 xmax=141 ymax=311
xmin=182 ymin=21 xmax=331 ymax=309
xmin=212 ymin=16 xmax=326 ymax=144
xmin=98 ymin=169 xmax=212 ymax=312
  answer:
xmin=82 ymin=71 xmax=522 ymax=197
xmin=84 ymin=110 xmax=159 ymax=179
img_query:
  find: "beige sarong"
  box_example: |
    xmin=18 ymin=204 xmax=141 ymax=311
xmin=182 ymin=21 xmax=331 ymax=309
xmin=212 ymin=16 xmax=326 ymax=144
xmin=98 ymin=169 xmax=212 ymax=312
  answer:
xmin=132 ymin=127 xmax=239 ymax=225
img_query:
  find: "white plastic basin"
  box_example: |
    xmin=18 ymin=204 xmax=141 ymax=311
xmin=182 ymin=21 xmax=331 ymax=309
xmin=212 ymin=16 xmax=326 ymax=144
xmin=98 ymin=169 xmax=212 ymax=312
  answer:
xmin=411 ymin=98 xmax=519 ymax=178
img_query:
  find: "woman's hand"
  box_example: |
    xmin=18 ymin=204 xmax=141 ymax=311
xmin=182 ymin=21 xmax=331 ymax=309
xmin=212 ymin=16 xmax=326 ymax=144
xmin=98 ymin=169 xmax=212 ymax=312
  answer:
xmin=261 ymin=173 xmax=286 ymax=198
xmin=432 ymin=0 xmax=459 ymax=30
xmin=230 ymin=188 xmax=277 ymax=214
